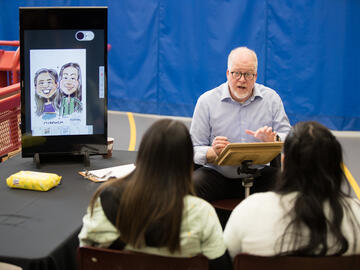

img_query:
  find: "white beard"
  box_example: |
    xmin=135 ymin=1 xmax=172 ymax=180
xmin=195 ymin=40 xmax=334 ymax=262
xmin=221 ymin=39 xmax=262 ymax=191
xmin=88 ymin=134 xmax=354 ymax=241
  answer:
xmin=233 ymin=89 xmax=250 ymax=101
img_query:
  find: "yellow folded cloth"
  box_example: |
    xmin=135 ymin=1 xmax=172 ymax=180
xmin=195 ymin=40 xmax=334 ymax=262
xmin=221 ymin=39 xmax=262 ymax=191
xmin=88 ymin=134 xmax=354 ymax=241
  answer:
xmin=6 ymin=171 xmax=62 ymax=191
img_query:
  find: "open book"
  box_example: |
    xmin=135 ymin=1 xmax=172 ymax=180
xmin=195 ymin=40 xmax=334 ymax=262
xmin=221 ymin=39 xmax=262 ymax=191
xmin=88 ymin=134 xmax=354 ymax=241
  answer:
xmin=214 ymin=142 xmax=283 ymax=166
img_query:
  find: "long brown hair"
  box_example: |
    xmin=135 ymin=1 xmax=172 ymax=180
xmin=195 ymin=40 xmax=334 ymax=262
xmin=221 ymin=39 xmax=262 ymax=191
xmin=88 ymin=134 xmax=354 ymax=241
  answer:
xmin=90 ymin=119 xmax=194 ymax=252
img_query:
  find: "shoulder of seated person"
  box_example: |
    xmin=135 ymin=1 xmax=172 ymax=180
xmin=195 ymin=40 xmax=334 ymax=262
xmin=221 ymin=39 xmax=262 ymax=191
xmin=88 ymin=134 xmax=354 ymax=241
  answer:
xmin=184 ymin=195 xmax=215 ymax=212
xmin=238 ymin=192 xmax=277 ymax=206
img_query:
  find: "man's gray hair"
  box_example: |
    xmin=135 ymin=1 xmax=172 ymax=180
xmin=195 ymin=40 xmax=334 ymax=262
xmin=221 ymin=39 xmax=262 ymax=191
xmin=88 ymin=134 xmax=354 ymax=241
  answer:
xmin=227 ymin=47 xmax=258 ymax=72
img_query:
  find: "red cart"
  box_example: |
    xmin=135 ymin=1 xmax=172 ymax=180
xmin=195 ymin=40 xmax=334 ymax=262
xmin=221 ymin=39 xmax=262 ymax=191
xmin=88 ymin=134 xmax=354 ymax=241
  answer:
xmin=0 ymin=41 xmax=21 ymax=161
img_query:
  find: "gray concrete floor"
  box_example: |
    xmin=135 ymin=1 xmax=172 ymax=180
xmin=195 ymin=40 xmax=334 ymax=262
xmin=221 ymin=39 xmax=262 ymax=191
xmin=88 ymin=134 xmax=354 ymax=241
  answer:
xmin=109 ymin=110 xmax=360 ymax=199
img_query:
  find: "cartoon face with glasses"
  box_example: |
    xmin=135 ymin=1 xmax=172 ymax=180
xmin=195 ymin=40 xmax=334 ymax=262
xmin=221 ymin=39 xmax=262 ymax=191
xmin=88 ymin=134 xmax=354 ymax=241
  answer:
xmin=226 ymin=49 xmax=257 ymax=103
xmin=34 ymin=68 xmax=59 ymax=119
xmin=58 ymin=62 xmax=83 ymax=116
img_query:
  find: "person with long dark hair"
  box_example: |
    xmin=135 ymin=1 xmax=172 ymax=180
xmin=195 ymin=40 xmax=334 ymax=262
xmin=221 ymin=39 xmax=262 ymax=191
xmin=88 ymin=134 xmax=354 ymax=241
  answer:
xmin=79 ymin=119 xmax=232 ymax=269
xmin=224 ymin=121 xmax=360 ymax=258
xmin=58 ymin=62 xmax=82 ymax=116
xmin=34 ymin=68 xmax=59 ymax=119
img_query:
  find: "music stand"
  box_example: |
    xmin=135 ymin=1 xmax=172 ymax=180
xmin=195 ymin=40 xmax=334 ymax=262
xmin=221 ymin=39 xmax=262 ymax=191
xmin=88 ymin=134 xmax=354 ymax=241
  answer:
xmin=214 ymin=142 xmax=283 ymax=197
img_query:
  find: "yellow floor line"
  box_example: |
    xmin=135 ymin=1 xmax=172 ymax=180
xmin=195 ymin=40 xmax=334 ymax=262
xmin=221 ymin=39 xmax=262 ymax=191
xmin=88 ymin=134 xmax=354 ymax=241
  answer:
xmin=127 ymin=112 xmax=136 ymax=151
xmin=343 ymin=164 xmax=360 ymax=200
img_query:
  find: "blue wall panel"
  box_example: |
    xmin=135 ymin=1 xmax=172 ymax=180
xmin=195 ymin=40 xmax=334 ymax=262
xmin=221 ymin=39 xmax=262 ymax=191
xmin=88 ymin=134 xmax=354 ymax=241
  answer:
xmin=1 ymin=0 xmax=360 ymax=130
xmin=265 ymin=0 xmax=360 ymax=130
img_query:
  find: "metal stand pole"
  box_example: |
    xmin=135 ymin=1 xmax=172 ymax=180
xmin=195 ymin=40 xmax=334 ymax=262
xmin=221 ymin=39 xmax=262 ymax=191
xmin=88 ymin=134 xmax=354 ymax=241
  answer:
xmin=242 ymin=177 xmax=254 ymax=198
xmin=238 ymin=160 xmax=259 ymax=198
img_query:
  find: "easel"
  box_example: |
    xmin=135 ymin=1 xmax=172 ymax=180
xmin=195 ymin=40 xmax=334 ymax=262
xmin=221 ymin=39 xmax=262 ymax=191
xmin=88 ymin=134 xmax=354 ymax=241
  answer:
xmin=215 ymin=142 xmax=283 ymax=198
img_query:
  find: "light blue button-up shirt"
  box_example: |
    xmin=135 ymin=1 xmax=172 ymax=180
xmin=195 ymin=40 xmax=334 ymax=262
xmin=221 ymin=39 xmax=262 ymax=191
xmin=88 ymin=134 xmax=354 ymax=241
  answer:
xmin=190 ymin=82 xmax=291 ymax=178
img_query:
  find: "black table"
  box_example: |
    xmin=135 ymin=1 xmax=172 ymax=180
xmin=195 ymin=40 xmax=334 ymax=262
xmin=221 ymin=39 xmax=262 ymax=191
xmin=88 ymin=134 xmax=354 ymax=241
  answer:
xmin=0 ymin=150 xmax=137 ymax=270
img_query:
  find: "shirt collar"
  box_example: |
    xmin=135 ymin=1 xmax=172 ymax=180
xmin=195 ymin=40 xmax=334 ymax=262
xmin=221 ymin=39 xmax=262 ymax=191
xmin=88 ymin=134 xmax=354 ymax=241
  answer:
xmin=220 ymin=82 xmax=232 ymax=101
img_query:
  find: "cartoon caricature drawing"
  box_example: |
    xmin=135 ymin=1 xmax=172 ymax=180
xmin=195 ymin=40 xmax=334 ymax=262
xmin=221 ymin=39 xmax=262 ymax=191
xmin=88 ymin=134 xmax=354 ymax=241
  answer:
xmin=34 ymin=68 xmax=59 ymax=119
xmin=58 ymin=62 xmax=83 ymax=116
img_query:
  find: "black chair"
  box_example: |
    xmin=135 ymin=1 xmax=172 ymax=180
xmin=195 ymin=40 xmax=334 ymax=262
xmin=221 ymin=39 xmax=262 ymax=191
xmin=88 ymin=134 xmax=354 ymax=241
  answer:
xmin=233 ymin=253 xmax=360 ymax=270
xmin=78 ymin=246 xmax=209 ymax=270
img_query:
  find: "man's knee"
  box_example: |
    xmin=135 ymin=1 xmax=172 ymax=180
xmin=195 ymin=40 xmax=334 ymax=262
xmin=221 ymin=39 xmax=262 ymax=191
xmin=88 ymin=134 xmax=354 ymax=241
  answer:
xmin=192 ymin=167 xmax=232 ymax=202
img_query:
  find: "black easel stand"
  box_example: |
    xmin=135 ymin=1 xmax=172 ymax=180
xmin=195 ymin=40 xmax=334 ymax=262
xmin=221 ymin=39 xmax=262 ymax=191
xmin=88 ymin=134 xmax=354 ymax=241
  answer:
xmin=33 ymin=151 xmax=91 ymax=169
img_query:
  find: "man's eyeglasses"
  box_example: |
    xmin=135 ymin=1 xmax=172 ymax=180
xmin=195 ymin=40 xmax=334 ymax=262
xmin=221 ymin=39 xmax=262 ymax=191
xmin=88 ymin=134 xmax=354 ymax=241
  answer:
xmin=230 ymin=72 xmax=255 ymax=81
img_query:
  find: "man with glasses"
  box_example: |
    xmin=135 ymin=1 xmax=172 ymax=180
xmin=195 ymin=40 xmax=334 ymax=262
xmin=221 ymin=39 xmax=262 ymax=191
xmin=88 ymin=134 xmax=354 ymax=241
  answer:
xmin=190 ymin=46 xmax=291 ymax=203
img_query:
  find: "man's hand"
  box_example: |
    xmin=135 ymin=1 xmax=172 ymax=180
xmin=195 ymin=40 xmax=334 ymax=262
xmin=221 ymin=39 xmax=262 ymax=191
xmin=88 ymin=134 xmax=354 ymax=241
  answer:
xmin=245 ymin=126 xmax=277 ymax=142
xmin=206 ymin=136 xmax=230 ymax=163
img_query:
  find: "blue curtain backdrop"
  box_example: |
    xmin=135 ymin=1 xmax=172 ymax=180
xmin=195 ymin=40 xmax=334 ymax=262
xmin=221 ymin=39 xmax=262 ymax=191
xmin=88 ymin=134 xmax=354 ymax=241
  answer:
xmin=1 ymin=0 xmax=360 ymax=130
